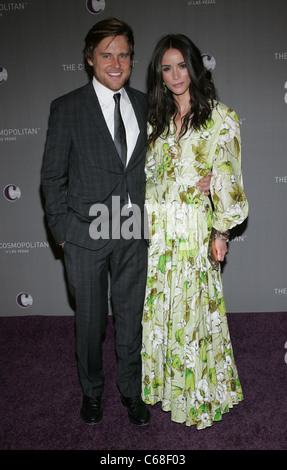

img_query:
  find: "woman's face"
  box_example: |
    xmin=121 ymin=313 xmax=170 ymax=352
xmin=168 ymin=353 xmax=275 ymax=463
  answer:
xmin=161 ymin=48 xmax=191 ymax=98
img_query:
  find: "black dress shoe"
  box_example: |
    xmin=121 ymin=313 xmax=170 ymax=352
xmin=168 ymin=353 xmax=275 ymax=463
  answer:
xmin=80 ymin=395 xmax=103 ymax=425
xmin=121 ymin=396 xmax=151 ymax=426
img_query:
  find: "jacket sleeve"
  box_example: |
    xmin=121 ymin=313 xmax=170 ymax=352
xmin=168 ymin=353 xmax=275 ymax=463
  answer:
xmin=41 ymin=98 xmax=71 ymax=245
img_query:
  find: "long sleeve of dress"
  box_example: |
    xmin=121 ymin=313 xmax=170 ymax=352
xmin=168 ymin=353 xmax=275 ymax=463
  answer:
xmin=211 ymin=108 xmax=248 ymax=232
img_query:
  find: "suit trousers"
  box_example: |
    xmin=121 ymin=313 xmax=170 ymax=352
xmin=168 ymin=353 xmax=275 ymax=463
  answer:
xmin=64 ymin=234 xmax=148 ymax=399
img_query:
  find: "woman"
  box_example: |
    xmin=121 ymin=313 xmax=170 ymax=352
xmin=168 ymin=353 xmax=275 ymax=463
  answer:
xmin=141 ymin=34 xmax=248 ymax=429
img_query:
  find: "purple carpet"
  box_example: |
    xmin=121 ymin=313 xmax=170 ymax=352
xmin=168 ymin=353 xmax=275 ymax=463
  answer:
xmin=0 ymin=312 xmax=286 ymax=451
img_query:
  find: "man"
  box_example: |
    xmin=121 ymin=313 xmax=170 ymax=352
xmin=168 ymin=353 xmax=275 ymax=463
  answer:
xmin=41 ymin=18 xmax=210 ymax=427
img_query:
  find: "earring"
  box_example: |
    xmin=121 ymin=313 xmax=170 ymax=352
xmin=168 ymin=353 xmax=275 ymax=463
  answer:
xmin=163 ymin=81 xmax=167 ymax=93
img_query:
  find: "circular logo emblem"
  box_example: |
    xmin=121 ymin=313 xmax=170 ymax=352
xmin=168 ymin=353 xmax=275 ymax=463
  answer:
xmin=202 ymin=54 xmax=216 ymax=71
xmin=86 ymin=0 xmax=105 ymax=14
xmin=3 ymin=185 xmax=21 ymax=201
xmin=0 ymin=67 xmax=8 ymax=85
xmin=16 ymin=292 xmax=33 ymax=308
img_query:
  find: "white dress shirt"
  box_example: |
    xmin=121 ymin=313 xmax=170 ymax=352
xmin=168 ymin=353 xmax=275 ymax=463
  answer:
xmin=92 ymin=77 xmax=140 ymax=166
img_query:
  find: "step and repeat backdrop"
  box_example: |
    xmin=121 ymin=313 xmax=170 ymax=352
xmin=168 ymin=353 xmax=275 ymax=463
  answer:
xmin=0 ymin=0 xmax=286 ymax=316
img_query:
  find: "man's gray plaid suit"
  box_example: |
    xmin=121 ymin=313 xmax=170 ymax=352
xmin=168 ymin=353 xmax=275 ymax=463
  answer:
xmin=41 ymin=81 xmax=148 ymax=398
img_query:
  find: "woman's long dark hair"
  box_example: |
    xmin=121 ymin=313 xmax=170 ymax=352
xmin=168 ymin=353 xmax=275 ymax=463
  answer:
xmin=147 ymin=34 xmax=217 ymax=143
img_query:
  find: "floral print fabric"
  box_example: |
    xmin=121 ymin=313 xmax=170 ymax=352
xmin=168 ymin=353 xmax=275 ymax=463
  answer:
xmin=141 ymin=102 xmax=249 ymax=429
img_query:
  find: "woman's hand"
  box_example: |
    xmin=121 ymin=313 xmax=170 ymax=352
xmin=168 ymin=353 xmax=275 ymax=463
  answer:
xmin=196 ymin=171 xmax=212 ymax=195
xmin=213 ymin=239 xmax=228 ymax=262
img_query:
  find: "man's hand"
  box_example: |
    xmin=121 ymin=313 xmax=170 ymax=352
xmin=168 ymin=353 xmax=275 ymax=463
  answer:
xmin=196 ymin=171 xmax=212 ymax=196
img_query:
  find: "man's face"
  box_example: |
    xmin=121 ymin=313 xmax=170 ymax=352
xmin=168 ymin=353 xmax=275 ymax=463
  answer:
xmin=87 ymin=35 xmax=132 ymax=91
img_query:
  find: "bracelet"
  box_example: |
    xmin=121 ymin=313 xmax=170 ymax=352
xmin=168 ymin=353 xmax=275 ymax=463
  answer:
xmin=214 ymin=229 xmax=230 ymax=242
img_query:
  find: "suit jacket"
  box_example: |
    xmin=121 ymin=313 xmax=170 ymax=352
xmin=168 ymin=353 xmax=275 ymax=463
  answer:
xmin=41 ymin=81 xmax=148 ymax=250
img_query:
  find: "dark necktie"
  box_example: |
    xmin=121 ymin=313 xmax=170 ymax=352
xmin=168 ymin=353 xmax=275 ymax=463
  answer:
xmin=113 ymin=93 xmax=127 ymax=167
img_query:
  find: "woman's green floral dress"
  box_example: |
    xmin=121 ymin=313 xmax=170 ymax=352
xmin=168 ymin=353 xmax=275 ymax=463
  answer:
xmin=141 ymin=102 xmax=249 ymax=429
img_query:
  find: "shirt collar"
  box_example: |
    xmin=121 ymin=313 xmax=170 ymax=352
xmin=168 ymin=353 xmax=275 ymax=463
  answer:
xmin=92 ymin=77 xmax=130 ymax=107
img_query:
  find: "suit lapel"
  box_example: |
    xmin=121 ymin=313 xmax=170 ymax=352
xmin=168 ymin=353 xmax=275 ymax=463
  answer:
xmin=82 ymin=82 xmax=114 ymax=143
xmin=124 ymin=87 xmax=146 ymax=168
xmin=125 ymin=87 xmax=145 ymax=132
xmin=81 ymin=82 xmax=146 ymax=169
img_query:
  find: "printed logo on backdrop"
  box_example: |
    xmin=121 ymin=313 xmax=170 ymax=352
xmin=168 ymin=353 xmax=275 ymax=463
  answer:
xmin=187 ymin=0 xmax=216 ymax=6
xmin=0 ymin=67 xmax=8 ymax=85
xmin=86 ymin=0 xmax=105 ymax=14
xmin=274 ymin=288 xmax=287 ymax=295
xmin=62 ymin=63 xmax=85 ymax=72
xmin=16 ymin=292 xmax=33 ymax=308
xmin=3 ymin=184 xmax=21 ymax=201
xmin=0 ymin=127 xmax=40 ymax=142
xmin=202 ymin=54 xmax=216 ymax=71
xmin=230 ymin=235 xmax=247 ymax=243
xmin=273 ymin=53 xmax=287 ymax=103
xmin=274 ymin=175 xmax=287 ymax=183
xmin=0 ymin=241 xmax=49 ymax=255
xmin=274 ymin=52 xmax=287 ymax=60
xmin=0 ymin=2 xmax=28 ymax=17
